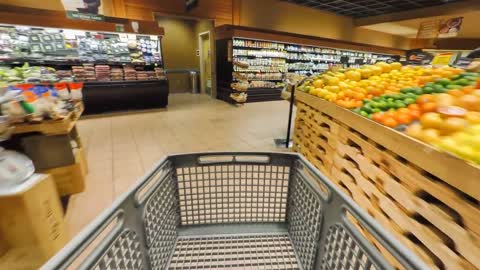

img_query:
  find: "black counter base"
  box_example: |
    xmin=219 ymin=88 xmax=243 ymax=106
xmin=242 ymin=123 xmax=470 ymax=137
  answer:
xmin=217 ymin=87 xmax=283 ymax=104
xmin=83 ymin=80 xmax=169 ymax=115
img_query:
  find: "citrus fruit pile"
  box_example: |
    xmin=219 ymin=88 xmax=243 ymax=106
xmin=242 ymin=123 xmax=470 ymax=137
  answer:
xmin=299 ymin=62 xmax=480 ymax=165
xmin=297 ymin=62 xmax=462 ymax=109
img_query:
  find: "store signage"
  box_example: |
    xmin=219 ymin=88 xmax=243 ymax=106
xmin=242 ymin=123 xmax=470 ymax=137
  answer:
xmin=438 ymin=17 xmax=463 ymax=38
xmin=416 ymin=17 xmax=463 ymax=39
xmin=186 ymin=0 xmax=199 ymax=11
xmin=416 ymin=20 xmax=440 ymax=39
xmin=115 ymin=24 xmax=125 ymax=32
xmin=62 ymin=0 xmax=105 ymax=21
xmin=66 ymin=11 xmax=104 ymax=21
xmin=431 ymin=53 xmax=454 ymax=66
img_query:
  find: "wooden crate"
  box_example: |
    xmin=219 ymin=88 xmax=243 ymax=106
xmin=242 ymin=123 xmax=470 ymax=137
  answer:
xmin=12 ymin=102 xmax=84 ymax=136
xmin=0 ymin=174 xmax=68 ymax=270
xmin=42 ymin=146 xmax=87 ymax=196
xmin=293 ymin=102 xmax=336 ymax=177
xmin=293 ymin=91 xmax=480 ymax=270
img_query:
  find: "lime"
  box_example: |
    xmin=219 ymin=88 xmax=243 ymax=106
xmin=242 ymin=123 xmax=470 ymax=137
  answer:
xmin=446 ymin=84 xmax=462 ymax=89
xmin=395 ymin=101 xmax=406 ymax=108
xmin=433 ymin=85 xmax=445 ymax=93
xmin=413 ymin=88 xmax=423 ymax=95
xmin=400 ymin=88 xmax=412 ymax=94
xmin=372 ymin=108 xmax=381 ymax=113
xmin=436 ymin=78 xmax=450 ymax=86
xmin=464 ymin=76 xmax=479 ymax=81
xmin=456 ymin=78 xmax=470 ymax=86
xmin=372 ymin=97 xmax=381 ymax=102
xmin=360 ymin=111 xmax=368 ymax=117
xmin=404 ymin=98 xmax=415 ymax=105
xmin=423 ymin=87 xmax=434 ymax=94
xmin=378 ymin=101 xmax=388 ymax=110
xmin=406 ymin=93 xmax=417 ymax=99
xmin=425 ymin=82 xmax=435 ymax=88
xmin=462 ymin=72 xmax=478 ymax=77
xmin=451 ymin=74 xmax=461 ymax=80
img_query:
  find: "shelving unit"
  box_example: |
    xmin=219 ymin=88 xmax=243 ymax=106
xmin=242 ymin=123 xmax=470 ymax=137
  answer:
xmin=216 ymin=34 xmax=400 ymax=104
xmin=0 ymin=23 xmax=169 ymax=114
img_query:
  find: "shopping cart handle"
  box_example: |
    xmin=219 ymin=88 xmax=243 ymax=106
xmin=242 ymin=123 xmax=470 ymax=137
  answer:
xmin=197 ymin=154 xmax=270 ymax=165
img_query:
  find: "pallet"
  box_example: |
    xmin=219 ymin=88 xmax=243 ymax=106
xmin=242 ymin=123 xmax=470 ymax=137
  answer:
xmin=12 ymin=103 xmax=84 ymax=136
xmin=293 ymin=92 xmax=480 ymax=270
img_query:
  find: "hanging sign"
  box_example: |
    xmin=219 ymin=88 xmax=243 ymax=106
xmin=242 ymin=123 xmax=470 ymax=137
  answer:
xmin=416 ymin=20 xmax=440 ymax=39
xmin=115 ymin=24 xmax=125 ymax=32
xmin=438 ymin=17 xmax=463 ymax=38
xmin=62 ymin=0 xmax=105 ymax=21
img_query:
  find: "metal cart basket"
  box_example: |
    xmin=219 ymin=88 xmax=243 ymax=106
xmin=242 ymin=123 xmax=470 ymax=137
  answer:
xmin=42 ymin=152 xmax=429 ymax=270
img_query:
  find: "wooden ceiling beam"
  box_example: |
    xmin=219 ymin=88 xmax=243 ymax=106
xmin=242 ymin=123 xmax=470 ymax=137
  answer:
xmin=354 ymin=0 xmax=480 ymax=26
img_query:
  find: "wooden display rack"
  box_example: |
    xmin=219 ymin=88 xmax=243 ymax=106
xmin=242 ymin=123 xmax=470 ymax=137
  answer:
xmin=0 ymin=174 xmax=68 ymax=270
xmin=293 ymin=91 xmax=480 ymax=270
xmin=12 ymin=103 xmax=84 ymax=136
xmin=11 ymin=103 xmax=87 ymax=196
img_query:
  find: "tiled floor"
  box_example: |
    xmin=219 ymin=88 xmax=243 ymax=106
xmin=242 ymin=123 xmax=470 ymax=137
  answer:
xmin=66 ymin=93 xmax=293 ymax=236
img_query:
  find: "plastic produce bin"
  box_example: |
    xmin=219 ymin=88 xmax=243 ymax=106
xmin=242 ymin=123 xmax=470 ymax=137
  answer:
xmin=41 ymin=152 xmax=429 ymax=270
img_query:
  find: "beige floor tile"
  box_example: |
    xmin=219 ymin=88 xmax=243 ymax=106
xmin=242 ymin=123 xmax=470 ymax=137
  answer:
xmin=66 ymin=93 xmax=293 ymax=237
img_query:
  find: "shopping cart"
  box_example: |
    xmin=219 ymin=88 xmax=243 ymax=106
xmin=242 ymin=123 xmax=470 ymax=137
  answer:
xmin=41 ymin=152 xmax=429 ymax=270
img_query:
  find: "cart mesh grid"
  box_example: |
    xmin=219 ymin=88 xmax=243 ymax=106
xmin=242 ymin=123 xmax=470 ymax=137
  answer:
xmin=43 ymin=153 xmax=429 ymax=270
xmin=176 ymin=164 xmax=290 ymax=225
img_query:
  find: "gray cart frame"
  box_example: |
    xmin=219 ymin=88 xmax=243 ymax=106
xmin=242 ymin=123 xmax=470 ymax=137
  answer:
xmin=42 ymin=152 xmax=429 ymax=270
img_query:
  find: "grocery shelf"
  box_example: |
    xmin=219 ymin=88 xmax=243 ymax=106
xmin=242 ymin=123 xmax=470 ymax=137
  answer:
xmin=232 ymin=55 xmax=287 ymax=59
xmin=0 ymin=59 xmax=162 ymax=66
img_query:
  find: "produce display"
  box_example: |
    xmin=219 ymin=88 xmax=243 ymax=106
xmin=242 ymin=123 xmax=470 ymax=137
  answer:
xmin=0 ymin=24 xmax=165 ymax=86
xmin=223 ymin=37 xmax=398 ymax=104
xmin=0 ymin=82 xmax=83 ymax=139
xmin=297 ymin=62 xmax=480 ymax=165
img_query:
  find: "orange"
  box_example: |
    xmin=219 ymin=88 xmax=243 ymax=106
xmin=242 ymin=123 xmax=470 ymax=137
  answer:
xmin=354 ymin=92 xmax=365 ymax=100
xmin=372 ymin=112 xmax=383 ymax=122
xmin=370 ymin=88 xmax=383 ymax=96
xmin=421 ymin=102 xmax=437 ymax=112
xmin=448 ymin=89 xmax=464 ymax=97
xmin=382 ymin=117 xmax=398 ymax=128
xmin=397 ymin=108 xmax=410 ymax=115
xmin=462 ymin=86 xmax=474 ymax=94
xmin=417 ymin=94 xmax=435 ymax=105
xmin=408 ymin=104 xmax=420 ymax=111
xmin=385 ymin=111 xmax=396 ymax=118
xmin=395 ymin=113 xmax=412 ymax=125
xmin=345 ymin=89 xmax=355 ymax=98
xmin=408 ymin=109 xmax=421 ymax=120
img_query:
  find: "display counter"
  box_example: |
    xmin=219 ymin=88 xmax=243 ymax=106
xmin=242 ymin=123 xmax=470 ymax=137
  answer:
xmin=83 ymin=79 xmax=169 ymax=115
xmin=293 ymin=90 xmax=479 ymax=270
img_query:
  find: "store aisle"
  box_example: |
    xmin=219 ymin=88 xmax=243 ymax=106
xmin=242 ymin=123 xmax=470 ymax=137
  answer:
xmin=65 ymin=94 xmax=293 ymax=236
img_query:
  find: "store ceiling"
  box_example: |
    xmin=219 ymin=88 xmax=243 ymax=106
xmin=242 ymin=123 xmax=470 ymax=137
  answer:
xmin=281 ymin=0 xmax=465 ymax=18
